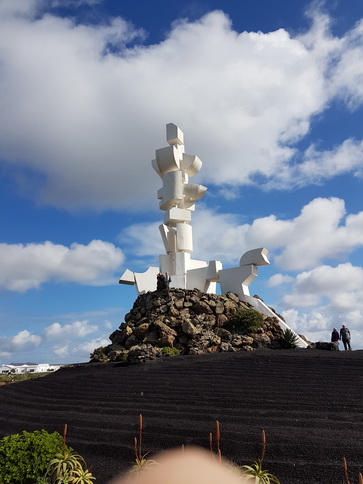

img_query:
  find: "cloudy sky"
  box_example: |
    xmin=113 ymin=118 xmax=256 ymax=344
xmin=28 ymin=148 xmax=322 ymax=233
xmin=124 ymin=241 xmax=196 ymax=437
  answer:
xmin=1 ymin=0 xmax=363 ymax=364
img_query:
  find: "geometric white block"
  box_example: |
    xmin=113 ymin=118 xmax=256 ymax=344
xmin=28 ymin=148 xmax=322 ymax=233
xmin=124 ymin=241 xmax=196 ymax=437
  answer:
xmin=239 ymin=248 xmax=270 ymax=266
xmin=186 ymin=266 xmax=208 ymax=290
xmin=159 ymin=224 xmax=177 ymax=253
xmin=119 ymin=268 xmax=136 ymax=285
xmin=174 ymin=252 xmax=191 ymax=275
xmin=159 ymin=254 xmax=173 ymax=275
xmin=206 ymin=260 xmax=223 ymax=281
xmin=181 ymin=153 xmax=202 ymax=176
xmin=219 ymin=265 xmax=258 ymax=298
xmin=134 ymin=267 xmax=160 ymax=294
xmin=167 ymin=123 xmax=184 ymax=146
xmin=170 ymin=274 xmax=187 ymax=289
xmin=164 ymin=207 xmax=191 ymax=225
xmin=176 ymin=223 xmax=193 ymax=252
xmin=159 ymin=171 xmax=184 ymax=210
xmin=155 ymin=145 xmax=180 ymax=176
xmin=183 ymin=183 xmax=207 ymax=202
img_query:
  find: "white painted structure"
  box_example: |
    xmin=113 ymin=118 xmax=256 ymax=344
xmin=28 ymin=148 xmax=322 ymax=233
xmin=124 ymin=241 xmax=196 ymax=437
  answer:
xmin=120 ymin=124 xmax=307 ymax=348
xmin=0 ymin=363 xmax=61 ymax=374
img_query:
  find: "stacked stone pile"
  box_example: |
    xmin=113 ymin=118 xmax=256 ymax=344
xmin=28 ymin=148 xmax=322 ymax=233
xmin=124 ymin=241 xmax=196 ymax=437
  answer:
xmin=91 ymin=289 xmax=289 ymax=364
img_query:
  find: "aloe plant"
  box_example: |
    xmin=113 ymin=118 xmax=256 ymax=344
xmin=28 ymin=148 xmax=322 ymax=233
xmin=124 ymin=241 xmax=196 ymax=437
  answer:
xmin=242 ymin=459 xmax=280 ymax=484
xmin=45 ymin=424 xmax=95 ymax=484
xmin=279 ymin=328 xmax=299 ymax=349
xmin=46 ymin=448 xmax=95 ymax=483
xmin=128 ymin=414 xmax=157 ymax=475
xmin=241 ymin=430 xmax=280 ymax=484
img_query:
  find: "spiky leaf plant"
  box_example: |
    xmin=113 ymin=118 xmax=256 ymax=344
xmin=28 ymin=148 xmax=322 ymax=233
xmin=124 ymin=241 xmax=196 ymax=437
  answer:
xmin=242 ymin=459 xmax=280 ymax=484
xmin=71 ymin=467 xmax=96 ymax=484
xmin=279 ymin=328 xmax=299 ymax=349
xmin=45 ymin=447 xmax=94 ymax=484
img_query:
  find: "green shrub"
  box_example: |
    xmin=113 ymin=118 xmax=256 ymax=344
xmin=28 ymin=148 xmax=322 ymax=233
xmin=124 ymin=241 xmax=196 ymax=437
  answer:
xmin=0 ymin=430 xmax=65 ymax=484
xmin=161 ymin=347 xmax=181 ymax=357
xmin=279 ymin=328 xmax=299 ymax=349
xmin=224 ymin=309 xmax=264 ymax=334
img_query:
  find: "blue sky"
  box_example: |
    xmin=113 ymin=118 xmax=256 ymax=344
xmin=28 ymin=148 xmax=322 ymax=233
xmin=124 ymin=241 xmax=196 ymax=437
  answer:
xmin=1 ymin=0 xmax=363 ymax=363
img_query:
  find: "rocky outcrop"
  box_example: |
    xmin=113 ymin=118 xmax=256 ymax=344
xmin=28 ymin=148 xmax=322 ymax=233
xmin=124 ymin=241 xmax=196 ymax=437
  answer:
xmin=91 ymin=289 xmax=288 ymax=364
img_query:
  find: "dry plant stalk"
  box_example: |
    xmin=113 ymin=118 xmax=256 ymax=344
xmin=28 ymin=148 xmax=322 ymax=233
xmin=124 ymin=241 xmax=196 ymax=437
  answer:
xmin=134 ymin=436 xmax=139 ymax=462
xmin=63 ymin=423 xmax=68 ymax=446
xmin=209 ymin=421 xmax=222 ymax=463
xmin=215 ymin=420 xmax=222 ymax=463
xmin=209 ymin=432 xmax=213 ymax=455
xmin=343 ymin=456 xmax=351 ymax=484
xmin=261 ymin=429 xmax=266 ymax=463
xmin=139 ymin=414 xmax=143 ymax=461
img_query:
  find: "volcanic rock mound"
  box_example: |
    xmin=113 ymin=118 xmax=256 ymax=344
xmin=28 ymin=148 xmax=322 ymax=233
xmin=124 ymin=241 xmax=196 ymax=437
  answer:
xmin=91 ymin=289 xmax=288 ymax=364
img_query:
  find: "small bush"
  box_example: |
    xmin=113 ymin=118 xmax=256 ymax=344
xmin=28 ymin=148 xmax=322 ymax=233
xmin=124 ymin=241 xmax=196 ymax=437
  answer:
xmin=224 ymin=309 xmax=264 ymax=334
xmin=161 ymin=347 xmax=181 ymax=357
xmin=0 ymin=430 xmax=65 ymax=484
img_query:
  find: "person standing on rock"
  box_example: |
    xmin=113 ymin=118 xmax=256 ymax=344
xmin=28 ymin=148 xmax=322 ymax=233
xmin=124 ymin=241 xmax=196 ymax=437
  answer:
xmin=339 ymin=324 xmax=352 ymax=351
xmin=157 ymin=272 xmax=166 ymax=291
xmin=331 ymin=328 xmax=340 ymax=349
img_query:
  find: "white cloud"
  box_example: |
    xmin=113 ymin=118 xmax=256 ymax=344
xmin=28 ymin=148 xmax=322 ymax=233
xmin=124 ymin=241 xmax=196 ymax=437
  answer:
xmin=53 ymin=344 xmax=69 ymax=357
xmin=122 ymin=198 xmax=363 ymax=271
xmin=12 ymin=329 xmax=42 ymax=348
xmin=266 ymin=139 xmax=363 ymax=189
xmin=0 ymin=318 xmax=111 ymax=362
xmin=0 ymin=240 xmax=124 ymax=292
xmin=267 ymin=274 xmax=294 ymax=287
xmin=43 ymin=320 xmax=97 ymax=339
xmin=278 ymin=263 xmax=363 ymax=348
xmin=0 ymin=4 xmax=363 ymax=210
xmin=73 ymin=337 xmax=110 ymax=356
xmin=281 ymin=263 xmax=363 ymax=312
xmin=247 ymin=198 xmax=363 ymax=270
xmin=328 ymin=19 xmax=363 ymax=109
xmin=0 ymin=330 xmax=41 ymax=357
xmin=289 ymin=263 xmax=363 ymax=296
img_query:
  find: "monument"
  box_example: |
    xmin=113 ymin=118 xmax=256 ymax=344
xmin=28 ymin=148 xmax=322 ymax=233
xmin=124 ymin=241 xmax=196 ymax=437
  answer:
xmin=119 ymin=124 xmax=307 ymax=348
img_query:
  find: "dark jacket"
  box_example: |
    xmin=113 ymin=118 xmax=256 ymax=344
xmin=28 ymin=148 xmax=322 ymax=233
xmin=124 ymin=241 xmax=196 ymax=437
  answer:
xmin=331 ymin=329 xmax=339 ymax=342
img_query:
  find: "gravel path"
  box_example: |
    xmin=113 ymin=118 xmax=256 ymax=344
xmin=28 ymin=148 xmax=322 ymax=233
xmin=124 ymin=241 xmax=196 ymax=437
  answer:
xmin=0 ymin=349 xmax=362 ymax=483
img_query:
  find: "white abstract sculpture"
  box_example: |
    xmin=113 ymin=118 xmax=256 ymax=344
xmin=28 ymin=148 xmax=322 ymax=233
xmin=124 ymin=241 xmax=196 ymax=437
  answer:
xmin=119 ymin=123 xmax=222 ymax=293
xmin=119 ymin=124 xmax=272 ymax=295
xmin=118 ymin=123 xmax=307 ymax=348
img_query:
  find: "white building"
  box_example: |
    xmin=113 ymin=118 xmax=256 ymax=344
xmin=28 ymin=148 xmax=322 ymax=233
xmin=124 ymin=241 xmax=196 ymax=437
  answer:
xmin=0 ymin=363 xmax=62 ymax=374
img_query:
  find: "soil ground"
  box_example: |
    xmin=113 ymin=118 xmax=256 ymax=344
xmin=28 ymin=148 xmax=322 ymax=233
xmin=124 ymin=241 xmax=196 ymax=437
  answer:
xmin=0 ymin=349 xmax=362 ymax=484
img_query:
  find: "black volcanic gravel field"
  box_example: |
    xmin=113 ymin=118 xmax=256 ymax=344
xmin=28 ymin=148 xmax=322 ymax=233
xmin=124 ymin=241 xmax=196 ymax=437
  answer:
xmin=0 ymin=349 xmax=362 ymax=483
